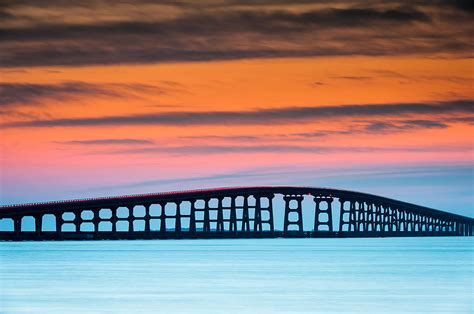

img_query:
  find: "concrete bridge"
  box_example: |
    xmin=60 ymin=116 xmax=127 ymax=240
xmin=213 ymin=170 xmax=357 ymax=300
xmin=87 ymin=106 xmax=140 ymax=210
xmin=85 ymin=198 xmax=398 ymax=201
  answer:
xmin=0 ymin=186 xmax=472 ymax=241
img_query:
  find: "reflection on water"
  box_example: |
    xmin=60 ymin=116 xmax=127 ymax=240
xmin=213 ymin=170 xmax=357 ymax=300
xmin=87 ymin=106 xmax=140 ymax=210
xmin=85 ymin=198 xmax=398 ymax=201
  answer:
xmin=0 ymin=237 xmax=473 ymax=313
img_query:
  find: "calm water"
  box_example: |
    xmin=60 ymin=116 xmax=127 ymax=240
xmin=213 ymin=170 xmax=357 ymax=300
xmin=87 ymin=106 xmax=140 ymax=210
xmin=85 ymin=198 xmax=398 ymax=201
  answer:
xmin=0 ymin=237 xmax=473 ymax=313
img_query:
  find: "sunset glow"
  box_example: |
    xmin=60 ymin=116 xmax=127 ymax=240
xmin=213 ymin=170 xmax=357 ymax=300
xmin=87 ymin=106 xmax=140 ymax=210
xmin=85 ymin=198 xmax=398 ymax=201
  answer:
xmin=1 ymin=1 xmax=473 ymax=216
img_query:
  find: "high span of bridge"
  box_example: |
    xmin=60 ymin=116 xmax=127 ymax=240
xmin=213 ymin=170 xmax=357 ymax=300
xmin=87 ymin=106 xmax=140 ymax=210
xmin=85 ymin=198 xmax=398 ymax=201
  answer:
xmin=0 ymin=186 xmax=472 ymax=241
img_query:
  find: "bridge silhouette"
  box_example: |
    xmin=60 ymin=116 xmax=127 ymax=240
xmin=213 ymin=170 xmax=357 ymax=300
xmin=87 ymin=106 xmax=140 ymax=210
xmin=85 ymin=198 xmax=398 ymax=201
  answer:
xmin=0 ymin=186 xmax=472 ymax=241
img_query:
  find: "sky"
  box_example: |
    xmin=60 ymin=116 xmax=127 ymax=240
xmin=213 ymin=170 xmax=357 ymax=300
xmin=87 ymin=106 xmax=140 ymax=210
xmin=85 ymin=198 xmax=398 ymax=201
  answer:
xmin=0 ymin=0 xmax=473 ymax=216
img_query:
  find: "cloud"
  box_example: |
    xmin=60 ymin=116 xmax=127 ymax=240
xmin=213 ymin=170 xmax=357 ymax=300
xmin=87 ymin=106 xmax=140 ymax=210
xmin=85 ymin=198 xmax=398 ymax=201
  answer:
xmin=448 ymin=116 xmax=474 ymax=124
xmin=333 ymin=76 xmax=373 ymax=81
xmin=102 ymin=143 xmax=471 ymax=156
xmin=292 ymin=130 xmax=353 ymax=138
xmin=0 ymin=82 xmax=118 ymax=108
xmin=0 ymin=2 xmax=470 ymax=67
xmin=2 ymin=99 xmax=472 ymax=128
xmin=0 ymin=81 xmax=171 ymax=109
xmin=171 ymin=118 xmax=457 ymax=144
xmin=56 ymin=138 xmax=154 ymax=145
xmin=1 ymin=8 xmax=431 ymax=43
xmin=363 ymin=119 xmax=449 ymax=132
xmin=179 ymin=135 xmax=262 ymax=141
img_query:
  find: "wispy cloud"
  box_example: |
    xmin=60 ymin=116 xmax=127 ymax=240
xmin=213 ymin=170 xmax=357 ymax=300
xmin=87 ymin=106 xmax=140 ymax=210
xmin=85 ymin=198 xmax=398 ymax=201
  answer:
xmin=0 ymin=82 xmax=118 ymax=108
xmin=56 ymin=138 xmax=154 ymax=145
xmin=179 ymin=135 xmax=262 ymax=141
xmin=332 ymin=76 xmax=373 ymax=81
xmin=363 ymin=119 xmax=449 ymax=132
xmin=102 ymin=143 xmax=471 ymax=156
xmin=0 ymin=82 xmax=170 ymax=109
xmin=0 ymin=1 xmax=471 ymax=67
xmin=2 ymin=99 xmax=472 ymax=128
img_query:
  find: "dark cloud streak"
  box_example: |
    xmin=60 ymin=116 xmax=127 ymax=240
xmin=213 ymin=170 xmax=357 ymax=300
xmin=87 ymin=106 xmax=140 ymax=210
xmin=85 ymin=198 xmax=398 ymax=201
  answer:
xmin=56 ymin=138 xmax=154 ymax=145
xmin=0 ymin=82 xmax=118 ymax=107
xmin=1 ymin=2 xmax=470 ymax=68
xmin=102 ymin=144 xmax=471 ymax=156
xmin=0 ymin=82 xmax=170 ymax=108
xmin=364 ymin=119 xmax=449 ymax=132
xmin=2 ymin=100 xmax=472 ymax=128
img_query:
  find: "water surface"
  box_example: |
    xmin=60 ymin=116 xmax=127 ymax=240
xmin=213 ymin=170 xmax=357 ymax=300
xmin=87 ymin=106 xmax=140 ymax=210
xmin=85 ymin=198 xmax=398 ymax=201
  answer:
xmin=1 ymin=237 xmax=473 ymax=313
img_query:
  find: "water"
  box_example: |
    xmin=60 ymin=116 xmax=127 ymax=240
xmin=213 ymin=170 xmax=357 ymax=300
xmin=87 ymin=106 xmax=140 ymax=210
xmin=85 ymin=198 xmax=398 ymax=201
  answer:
xmin=0 ymin=238 xmax=473 ymax=314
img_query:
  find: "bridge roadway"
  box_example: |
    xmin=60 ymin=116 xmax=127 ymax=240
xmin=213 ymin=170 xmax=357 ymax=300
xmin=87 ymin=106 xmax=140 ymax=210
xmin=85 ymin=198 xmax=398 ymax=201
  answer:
xmin=0 ymin=186 xmax=473 ymax=240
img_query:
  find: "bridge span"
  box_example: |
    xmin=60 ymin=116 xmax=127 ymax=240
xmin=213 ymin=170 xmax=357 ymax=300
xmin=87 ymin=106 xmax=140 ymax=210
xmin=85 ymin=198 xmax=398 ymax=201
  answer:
xmin=0 ymin=186 xmax=472 ymax=241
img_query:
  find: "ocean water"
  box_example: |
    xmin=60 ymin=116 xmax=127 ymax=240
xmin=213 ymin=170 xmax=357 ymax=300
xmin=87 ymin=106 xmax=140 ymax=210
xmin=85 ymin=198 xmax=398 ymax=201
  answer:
xmin=0 ymin=237 xmax=473 ymax=314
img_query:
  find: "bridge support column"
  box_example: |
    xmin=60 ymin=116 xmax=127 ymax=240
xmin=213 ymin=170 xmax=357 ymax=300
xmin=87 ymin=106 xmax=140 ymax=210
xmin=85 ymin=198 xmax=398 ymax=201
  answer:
xmin=241 ymin=196 xmax=250 ymax=233
xmin=229 ymin=197 xmax=237 ymax=233
xmin=204 ymin=198 xmax=211 ymax=234
xmin=386 ymin=206 xmax=392 ymax=234
xmin=374 ymin=204 xmax=382 ymax=232
xmin=356 ymin=202 xmax=365 ymax=232
xmin=217 ymin=198 xmax=224 ymax=233
xmin=392 ymin=208 xmax=399 ymax=234
xmin=254 ymin=195 xmax=263 ymax=233
xmin=127 ymin=206 xmax=134 ymax=233
xmin=456 ymin=221 xmax=460 ymax=235
xmin=34 ymin=214 xmax=42 ymax=237
xmin=175 ymin=201 xmax=182 ymax=236
xmin=13 ymin=216 xmax=21 ymax=237
xmin=266 ymin=194 xmax=275 ymax=233
xmin=406 ymin=211 xmax=412 ymax=233
xmin=365 ymin=203 xmax=374 ymax=232
xmin=401 ymin=210 xmax=408 ymax=233
xmin=55 ymin=213 xmax=62 ymax=234
xmin=74 ymin=211 xmax=81 ymax=233
xmin=349 ymin=201 xmax=358 ymax=232
xmin=111 ymin=207 xmax=118 ymax=234
xmin=144 ymin=204 xmax=151 ymax=235
xmin=189 ymin=200 xmax=196 ymax=235
xmin=339 ymin=200 xmax=350 ymax=232
xmin=283 ymin=195 xmax=304 ymax=235
xmin=93 ymin=209 xmax=100 ymax=237
xmin=314 ymin=197 xmax=333 ymax=232
xmin=414 ymin=213 xmax=420 ymax=234
xmin=160 ymin=202 xmax=167 ymax=236
xmin=382 ymin=205 xmax=389 ymax=233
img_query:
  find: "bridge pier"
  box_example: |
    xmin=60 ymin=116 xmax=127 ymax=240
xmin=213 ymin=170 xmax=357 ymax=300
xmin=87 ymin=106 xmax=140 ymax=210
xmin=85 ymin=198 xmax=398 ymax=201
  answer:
xmin=144 ymin=204 xmax=151 ymax=235
xmin=55 ymin=213 xmax=61 ymax=234
xmin=175 ymin=201 xmax=182 ymax=236
xmin=283 ymin=195 xmax=304 ymax=234
xmin=110 ymin=207 xmax=117 ymax=234
xmin=229 ymin=196 xmax=237 ymax=233
xmin=216 ymin=198 xmax=223 ymax=232
xmin=93 ymin=209 xmax=100 ymax=237
xmin=241 ymin=196 xmax=251 ymax=233
xmin=268 ymin=195 xmax=275 ymax=232
xmin=350 ymin=200 xmax=358 ymax=232
xmin=365 ymin=203 xmax=374 ymax=232
xmin=254 ymin=196 xmax=263 ymax=233
xmin=356 ymin=201 xmax=365 ymax=232
xmin=374 ymin=204 xmax=382 ymax=232
xmin=189 ymin=200 xmax=196 ymax=235
xmin=314 ymin=197 xmax=333 ymax=232
xmin=34 ymin=214 xmax=41 ymax=236
xmin=339 ymin=200 xmax=350 ymax=232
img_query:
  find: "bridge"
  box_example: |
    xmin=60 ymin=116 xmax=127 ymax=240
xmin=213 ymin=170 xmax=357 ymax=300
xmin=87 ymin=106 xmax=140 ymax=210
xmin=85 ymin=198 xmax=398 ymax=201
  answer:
xmin=0 ymin=186 xmax=472 ymax=241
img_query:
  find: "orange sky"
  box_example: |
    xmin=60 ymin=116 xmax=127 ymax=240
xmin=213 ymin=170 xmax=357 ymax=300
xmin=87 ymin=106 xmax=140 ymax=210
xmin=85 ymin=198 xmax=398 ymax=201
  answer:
xmin=0 ymin=1 xmax=473 ymax=215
